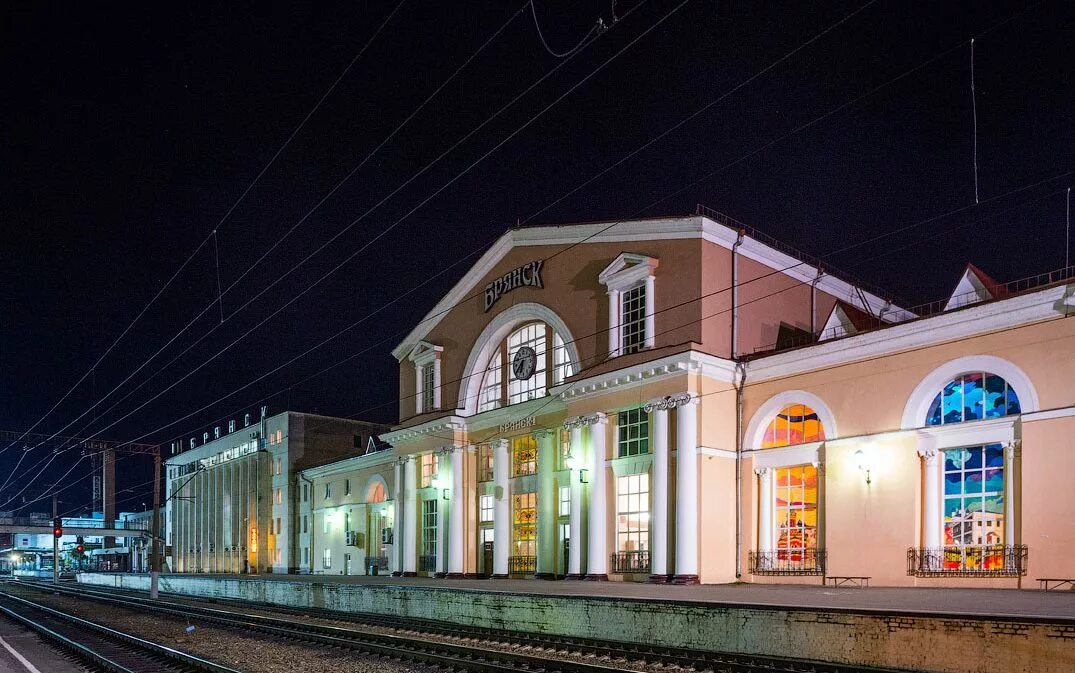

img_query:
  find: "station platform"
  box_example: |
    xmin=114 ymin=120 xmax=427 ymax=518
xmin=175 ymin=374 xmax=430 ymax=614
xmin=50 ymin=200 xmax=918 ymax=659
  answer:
xmin=130 ymin=572 xmax=1075 ymax=620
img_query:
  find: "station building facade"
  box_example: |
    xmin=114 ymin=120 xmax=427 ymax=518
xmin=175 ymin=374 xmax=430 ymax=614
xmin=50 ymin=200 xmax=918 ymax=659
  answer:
xmin=164 ymin=409 xmax=386 ymax=574
xmin=304 ymin=213 xmax=1075 ymax=587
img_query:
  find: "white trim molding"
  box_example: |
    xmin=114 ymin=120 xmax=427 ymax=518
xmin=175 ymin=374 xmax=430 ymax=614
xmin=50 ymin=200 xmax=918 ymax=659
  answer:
xmin=382 ymin=416 xmax=466 ymax=446
xmin=600 ymin=253 xmax=659 ymax=356
xmin=409 ymin=341 xmax=443 ymax=415
xmin=555 ymin=349 xmax=736 ymax=403
xmin=743 ymin=390 xmax=838 ymax=451
xmin=745 ymin=441 xmax=822 ymax=469
xmin=900 ymin=355 xmax=1040 ymax=430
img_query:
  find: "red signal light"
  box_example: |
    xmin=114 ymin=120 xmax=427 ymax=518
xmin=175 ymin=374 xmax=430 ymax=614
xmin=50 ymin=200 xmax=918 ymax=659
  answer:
xmin=75 ymin=544 xmax=85 ymax=553
xmin=52 ymin=517 xmax=62 ymax=539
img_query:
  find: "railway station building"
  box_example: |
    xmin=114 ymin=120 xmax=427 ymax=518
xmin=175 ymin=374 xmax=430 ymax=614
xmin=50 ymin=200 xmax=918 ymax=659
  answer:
xmin=297 ymin=212 xmax=1075 ymax=587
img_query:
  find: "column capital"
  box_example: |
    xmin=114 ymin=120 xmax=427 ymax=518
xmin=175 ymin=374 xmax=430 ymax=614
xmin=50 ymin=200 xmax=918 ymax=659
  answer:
xmin=670 ymin=392 xmax=698 ymax=407
xmin=532 ymin=428 xmax=555 ymax=439
xmin=491 ymin=438 xmax=509 ymax=450
xmin=753 ymin=467 xmax=769 ymax=476
xmin=581 ymin=412 xmax=608 ymax=427
xmin=643 ymin=396 xmax=677 ymax=413
xmin=395 ymin=456 xmax=410 ymax=466
xmin=563 ymin=416 xmax=585 ymax=430
xmin=436 ymin=445 xmax=463 ymax=455
xmin=1005 ymin=441 xmax=1020 ymax=460
xmin=916 ymin=447 xmax=939 ymax=463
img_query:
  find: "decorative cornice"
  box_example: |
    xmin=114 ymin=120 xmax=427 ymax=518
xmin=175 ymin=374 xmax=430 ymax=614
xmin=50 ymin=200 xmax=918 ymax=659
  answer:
xmin=382 ymin=416 xmax=466 ymax=445
xmin=555 ymin=350 xmax=734 ymax=403
xmin=643 ymin=396 xmax=677 ymax=413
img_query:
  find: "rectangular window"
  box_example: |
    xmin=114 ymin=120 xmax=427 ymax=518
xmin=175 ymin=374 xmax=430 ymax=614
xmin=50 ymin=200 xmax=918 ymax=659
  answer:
xmin=275 ymin=517 xmax=281 ymax=535
xmin=324 ymin=483 xmax=331 ymax=500
xmin=421 ymin=363 xmax=435 ymax=412
xmin=345 ymin=479 xmax=351 ymax=496
xmin=507 ymin=323 xmax=547 ymax=404
xmin=559 ymin=485 xmax=571 ymax=517
xmin=274 ymin=457 xmax=282 ymax=475
xmin=322 ymin=548 xmax=331 ymax=569
xmin=303 ymin=515 xmax=308 ymax=534
xmin=273 ymin=488 xmax=282 ymax=505
xmin=344 ymin=512 xmax=351 ymax=533
xmin=558 ymin=428 xmax=572 ymax=470
xmin=511 ymin=435 xmax=537 ymax=477
xmin=303 ymin=547 xmax=308 ymax=564
xmin=774 ymin=465 xmax=819 ymax=561
xmin=479 ymin=494 xmax=494 ymax=523
xmin=552 ymin=333 xmax=573 ymax=384
xmin=421 ymin=500 xmax=438 ymax=558
xmin=616 ymin=474 xmax=649 ymax=552
xmin=420 ymin=453 xmax=439 ymax=489
xmin=943 ymin=444 xmax=1005 ymax=570
xmin=512 ymin=492 xmax=537 ymax=556
xmin=621 ymin=284 xmax=646 ymax=354
xmin=477 ymin=444 xmax=493 ymax=482
xmin=617 ymin=408 xmax=649 ymax=457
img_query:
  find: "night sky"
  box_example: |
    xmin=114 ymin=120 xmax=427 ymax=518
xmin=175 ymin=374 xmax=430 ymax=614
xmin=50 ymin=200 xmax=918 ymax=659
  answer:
xmin=1 ymin=1 xmax=1072 ymax=514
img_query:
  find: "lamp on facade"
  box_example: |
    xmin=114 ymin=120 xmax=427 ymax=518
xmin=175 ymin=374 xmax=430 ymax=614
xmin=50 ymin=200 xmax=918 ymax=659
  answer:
xmin=854 ymin=449 xmax=872 ymax=485
xmin=578 ymin=469 xmax=589 ymax=484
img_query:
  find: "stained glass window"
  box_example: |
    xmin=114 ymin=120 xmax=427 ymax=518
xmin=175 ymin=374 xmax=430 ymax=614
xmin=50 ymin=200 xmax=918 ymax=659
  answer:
xmin=512 ymin=492 xmax=537 ymax=556
xmin=617 ymin=408 xmax=649 ymax=457
xmin=774 ymin=465 xmax=818 ymax=561
xmin=926 ymin=373 xmax=1020 ymax=426
xmin=943 ymin=444 xmax=1006 ymax=570
xmin=616 ymin=474 xmax=649 ymax=552
xmin=761 ymin=405 xmax=825 ymax=448
xmin=512 ymin=436 xmax=537 ymax=477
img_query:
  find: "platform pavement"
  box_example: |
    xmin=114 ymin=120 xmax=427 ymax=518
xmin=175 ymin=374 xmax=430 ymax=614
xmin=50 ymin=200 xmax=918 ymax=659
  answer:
xmin=0 ymin=617 xmax=86 ymax=673
xmin=137 ymin=572 xmax=1075 ymax=621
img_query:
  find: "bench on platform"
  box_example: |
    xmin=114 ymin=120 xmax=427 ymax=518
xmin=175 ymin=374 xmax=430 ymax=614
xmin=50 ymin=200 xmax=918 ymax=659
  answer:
xmin=1037 ymin=578 xmax=1075 ymax=591
xmin=826 ymin=576 xmax=870 ymax=587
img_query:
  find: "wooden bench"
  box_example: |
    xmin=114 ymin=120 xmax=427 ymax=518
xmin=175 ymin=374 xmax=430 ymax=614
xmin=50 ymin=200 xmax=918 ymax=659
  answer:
xmin=826 ymin=576 xmax=870 ymax=588
xmin=1037 ymin=578 xmax=1075 ymax=591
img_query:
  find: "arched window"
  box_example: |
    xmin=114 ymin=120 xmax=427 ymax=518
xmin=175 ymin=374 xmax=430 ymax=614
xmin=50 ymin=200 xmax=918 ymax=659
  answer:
xmin=366 ymin=481 xmax=386 ymax=504
xmin=477 ymin=322 xmax=574 ymax=412
xmin=761 ymin=404 xmax=826 ymax=448
xmin=925 ymin=372 xmax=1021 ymax=426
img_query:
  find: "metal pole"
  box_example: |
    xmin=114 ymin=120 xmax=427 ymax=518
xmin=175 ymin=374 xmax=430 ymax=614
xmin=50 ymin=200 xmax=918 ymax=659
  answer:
xmin=52 ymin=495 xmax=58 ymax=585
xmin=151 ymin=448 xmax=161 ymax=599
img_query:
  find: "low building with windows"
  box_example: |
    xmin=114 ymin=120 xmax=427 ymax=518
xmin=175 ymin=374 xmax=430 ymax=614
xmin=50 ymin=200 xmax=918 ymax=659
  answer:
xmin=303 ymin=212 xmax=1075 ymax=586
xmin=164 ymin=408 xmax=387 ymax=574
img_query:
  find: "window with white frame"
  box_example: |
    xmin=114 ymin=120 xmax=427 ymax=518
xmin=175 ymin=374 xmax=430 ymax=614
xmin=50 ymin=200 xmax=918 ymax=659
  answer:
xmin=942 ymin=444 xmax=1007 ymax=569
xmin=409 ymin=342 xmax=443 ymax=415
xmin=599 ymin=253 xmax=657 ymax=357
xmin=420 ymin=453 xmax=438 ymax=489
xmin=617 ymin=408 xmax=649 ymax=457
xmin=477 ymin=322 xmax=574 ymax=412
xmin=559 ymin=485 xmax=571 ymax=517
xmin=616 ymin=474 xmax=649 ymax=552
xmin=479 ymin=350 xmax=503 ymax=412
xmin=774 ymin=465 xmax=818 ymax=561
xmin=477 ymin=444 xmax=493 ymax=482
xmin=552 ymin=333 xmax=574 ymax=384
xmin=507 ymin=323 xmax=547 ymax=404
xmin=421 ymin=500 xmax=438 ymax=558
xmin=479 ymin=494 xmax=494 ymax=522
xmin=421 ymin=363 xmax=435 ymax=412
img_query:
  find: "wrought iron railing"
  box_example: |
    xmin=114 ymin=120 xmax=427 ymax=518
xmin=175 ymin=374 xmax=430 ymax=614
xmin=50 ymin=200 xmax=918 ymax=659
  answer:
xmin=610 ymin=550 xmax=650 ymax=574
xmin=749 ymin=549 xmax=826 ymax=575
xmin=418 ymin=554 xmax=437 ymax=572
xmin=907 ymin=545 xmax=1028 ymax=577
xmin=508 ymin=555 xmax=536 ymax=574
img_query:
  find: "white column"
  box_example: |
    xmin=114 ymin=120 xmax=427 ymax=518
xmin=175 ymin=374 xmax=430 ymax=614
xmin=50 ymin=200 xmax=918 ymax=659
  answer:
xmin=535 ymin=430 xmax=557 ymax=578
xmin=448 ymin=447 xmax=465 ymax=577
xmin=645 ymin=399 xmax=671 ymax=580
xmin=393 ymin=458 xmax=404 ymax=574
xmin=674 ymin=393 xmax=700 ymax=583
xmin=918 ymin=448 xmax=941 ymax=550
xmin=492 ymin=439 xmax=510 ymax=577
xmin=1004 ymin=443 xmax=1016 ymax=547
xmin=586 ymin=413 xmax=609 ymax=580
xmin=755 ymin=467 xmax=773 ymax=570
xmin=414 ymin=367 xmax=423 ymax=415
xmin=567 ymin=421 xmax=584 ymax=578
xmin=403 ymin=458 xmax=417 ymax=575
xmin=607 ymin=290 xmax=620 ymax=357
xmin=644 ymin=274 xmax=656 ymax=348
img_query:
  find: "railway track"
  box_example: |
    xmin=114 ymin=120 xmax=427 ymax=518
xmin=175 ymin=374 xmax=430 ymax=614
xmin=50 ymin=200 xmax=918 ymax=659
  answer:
xmin=0 ymin=589 xmax=239 ymax=673
xmin=13 ymin=579 xmax=909 ymax=673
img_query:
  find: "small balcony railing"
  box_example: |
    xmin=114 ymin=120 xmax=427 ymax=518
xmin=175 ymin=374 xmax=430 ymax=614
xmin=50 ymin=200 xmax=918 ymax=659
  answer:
xmin=907 ymin=545 xmax=1028 ymax=577
xmin=508 ymin=555 xmax=536 ymax=574
xmin=749 ymin=549 xmax=826 ymax=575
xmin=610 ymin=550 xmax=650 ymax=574
xmin=367 ymin=556 xmax=389 ymax=570
xmin=418 ymin=555 xmax=437 ymax=572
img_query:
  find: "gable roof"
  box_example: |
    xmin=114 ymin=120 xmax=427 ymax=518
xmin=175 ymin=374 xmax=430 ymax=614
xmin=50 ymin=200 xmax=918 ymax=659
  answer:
xmin=944 ymin=263 xmax=1008 ymax=311
xmin=818 ymin=300 xmax=879 ymax=341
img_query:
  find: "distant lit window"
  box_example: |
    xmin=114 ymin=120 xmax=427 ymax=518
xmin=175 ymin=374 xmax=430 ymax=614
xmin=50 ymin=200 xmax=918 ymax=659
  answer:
xmin=479 ymin=350 xmax=503 ymax=412
xmin=477 ymin=444 xmax=493 ymax=482
xmin=479 ymin=494 xmax=494 ymax=523
xmin=420 ymin=453 xmax=438 ymax=489
xmin=367 ymin=481 xmax=386 ymax=503
xmin=616 ymin=474 xmax=649 ymax=552
xmin=322 ymin=548 xmax=331 ymax=569
xmin=507 ymin=323 xmax=547 ymax=405
xmin=552 ymin=332 xmax=574 ymax=384
xmin=559 ymin=485 xmax=571 ymax=517
xmin=273 ymin=489 xmax=282 ymax=505
xmin=762 ymin=405 xmax=825 ymax=448
xmin=421 ymin=500 xmax=438 ymax=559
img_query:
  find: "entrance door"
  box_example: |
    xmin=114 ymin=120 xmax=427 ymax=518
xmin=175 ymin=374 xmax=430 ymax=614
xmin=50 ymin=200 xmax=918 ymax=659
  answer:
xmin=482 ymin=541 xmax=494 ymax=578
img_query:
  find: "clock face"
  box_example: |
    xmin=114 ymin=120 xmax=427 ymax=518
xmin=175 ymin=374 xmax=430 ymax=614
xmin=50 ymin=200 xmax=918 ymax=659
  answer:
xmin=512 ymin=345 xmax=537 ymax=380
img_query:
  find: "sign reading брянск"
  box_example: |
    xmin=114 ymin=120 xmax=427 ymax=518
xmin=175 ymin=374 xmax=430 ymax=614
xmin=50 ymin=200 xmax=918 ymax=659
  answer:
xmin=484 ymin=260 xmax=543 ymax=312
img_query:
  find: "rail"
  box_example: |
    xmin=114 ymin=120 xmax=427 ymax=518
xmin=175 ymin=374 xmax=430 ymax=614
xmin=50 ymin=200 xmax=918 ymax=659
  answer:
xmin=907 ymin=545 xmax=1028 ymax=577
xmin=508 ymin=555 xmax=536 ymax=574
xmin=749 ymin=549 xmax=826 ymax=575
xmin=609 ymin=550 xmax=650 ymax=574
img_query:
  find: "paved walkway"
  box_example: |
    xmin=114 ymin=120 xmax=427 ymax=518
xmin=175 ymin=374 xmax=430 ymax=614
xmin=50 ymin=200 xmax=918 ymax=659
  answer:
xmin=0 ymin=618 xmax=86 ymax=673
xmin=147 ymin=573 xmax=1075 ymax=621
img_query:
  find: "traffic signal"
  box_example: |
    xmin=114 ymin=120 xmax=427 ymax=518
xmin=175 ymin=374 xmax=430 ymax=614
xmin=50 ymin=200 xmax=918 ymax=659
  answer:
xmin=52 ymin=517 xmax=62 ymax=539
xmin=75 ymin=544 xmax=85 ymax=554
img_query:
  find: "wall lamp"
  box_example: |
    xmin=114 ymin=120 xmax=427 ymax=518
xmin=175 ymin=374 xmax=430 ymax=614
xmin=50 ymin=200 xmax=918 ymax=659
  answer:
xmin=854 ymin=449 xmax=872 ymax=485
xmin=578 ymin=469 xmax=589 ymax=484
xmin=441 ymin=488 xmax=450 ymax=500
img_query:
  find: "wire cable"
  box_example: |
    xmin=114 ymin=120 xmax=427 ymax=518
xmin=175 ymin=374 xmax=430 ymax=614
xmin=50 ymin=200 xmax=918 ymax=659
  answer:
xmin=528 ymin=0 xmax=606 ymax=58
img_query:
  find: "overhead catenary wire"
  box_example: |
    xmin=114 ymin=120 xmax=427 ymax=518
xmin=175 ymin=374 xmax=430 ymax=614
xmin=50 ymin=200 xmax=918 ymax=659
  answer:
xmin=11 ymin=0 xmax=587 ymax=464
xmin=1 ymin=0 xmax=410 ymax=458
xmin=528 ymin=0 xmax=607 ymax=58
xmin=971 ymin=38 xmax=980 ymax=204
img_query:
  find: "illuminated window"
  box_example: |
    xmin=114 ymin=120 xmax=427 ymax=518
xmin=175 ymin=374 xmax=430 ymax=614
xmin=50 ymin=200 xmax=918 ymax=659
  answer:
xmin=943 ymin=444 xmax=1006 ymax=569
xmin=511 ymin=436 xmax=537 ymax=477
xmin=558 ymin=428 xmax=572 ymax=470
xmin=344 ymin=512 xmax=351 ymax=533
xmin=617 ymin=408 xmax=649 ymax=457
xmin=420 ymin=453 xmax=438 ymax=489
xmin=421 ymin=500 xmax=438 ymax=558
xmin=273 ymin=488 xmax=282 ymax=505
xmin=479 ymin=350 xmax=503 ymax=412
xmin=927 ymin=373 xmax=1021 ymax=426
xmin=512 ymin=492 xmax=537 ymax=556
xmin=552 ymin=332 xmax=574 ymax=384
xmin=421 ymin=363 xmax=435 ymax=412
xmin=762 ymin=405 xmax=826 ymax=448
xmin=322 ymin=548 xmax=331 ymax=569
xmin=559 ymin=485 xmax=571 ymax=517
xmin=508 ymin=323 xmax=547 ymax=404
xmin=477 ymin=444 xmax=493 ymax=482
xmin=616 ymin=474 xmax=649 ymax=552
xmin=621 ymin=285 xmax=647 ymax=354
xmin=367 ymin=481 xmax=386 ymax=503
xmin=774 ymin=465 xmax=818 ymax=561
xmin=479 ymin=494 xmax=494 ymax=522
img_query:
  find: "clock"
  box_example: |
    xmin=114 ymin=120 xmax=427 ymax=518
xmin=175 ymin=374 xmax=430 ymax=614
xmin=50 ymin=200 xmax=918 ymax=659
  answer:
xmin=512 ymin=346 xmax=537 ymax=380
